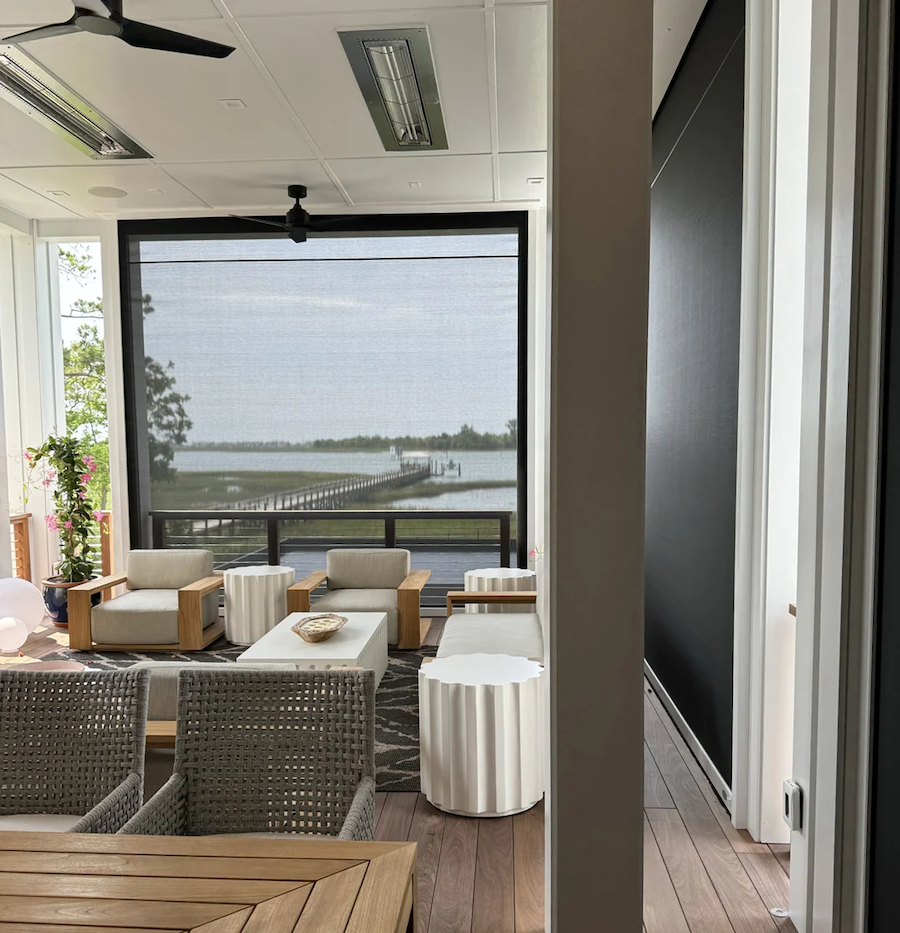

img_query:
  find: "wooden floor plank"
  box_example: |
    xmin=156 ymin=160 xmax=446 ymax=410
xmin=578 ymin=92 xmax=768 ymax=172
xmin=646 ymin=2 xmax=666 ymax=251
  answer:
xmin=407 ymin=794 xmax=447 ymax=933
xmin=644 ymin=699 xmax=778 ymax=933
xmin=428 ymin=814 xmax=478 ymax=933
xmin=472 ymin=816 xmax=515 ymax=933
xmin=645 ymin=741 xmax=675 ymax=808
xmin=375 ymin=792 xmax=419 ymax=842
xmin=740 ymin=855 xmax=796 ymax=932
xmin=768 ymin=845 xmax=791 ymax=879
xmin=643 ymin=815 xmax=690 ymax=933
xmin=513 ymin=801 xmax=544 ymax=933
xmin=646 ymin=809 xmax=733 ymax=933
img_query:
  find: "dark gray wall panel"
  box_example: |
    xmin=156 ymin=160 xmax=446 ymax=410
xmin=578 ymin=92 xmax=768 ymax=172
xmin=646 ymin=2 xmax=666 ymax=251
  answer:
xmin=646 ymin=0 xmax=745 ymax=785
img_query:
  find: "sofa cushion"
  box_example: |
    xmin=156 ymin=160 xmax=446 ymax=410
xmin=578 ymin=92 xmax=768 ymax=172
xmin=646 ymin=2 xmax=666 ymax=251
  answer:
xmin=326 ymin=548 xmax=410 ymax=591
xmin=0 ymin=813 xmax=82 ymax=832
xmin=91 ymin=589 xmax=218 ymax=646
xmin=313 ymin=589 xmax=398 ymax=643
xmin=437 ymin=612 xmax=544 ymax=661
xmin=130 ymin=660 xmax=285 ymax=720
xmin=126 ymin=548 xmax=213 ymax=591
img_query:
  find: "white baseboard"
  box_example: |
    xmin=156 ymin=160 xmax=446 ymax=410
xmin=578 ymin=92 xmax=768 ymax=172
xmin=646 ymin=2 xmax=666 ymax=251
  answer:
xmin=644 ymin=660 xmax=733 ymax=813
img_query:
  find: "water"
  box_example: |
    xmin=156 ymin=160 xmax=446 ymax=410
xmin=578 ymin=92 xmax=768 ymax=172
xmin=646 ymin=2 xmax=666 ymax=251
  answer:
xmin=172 ymin=448 xmax=518 ymax=510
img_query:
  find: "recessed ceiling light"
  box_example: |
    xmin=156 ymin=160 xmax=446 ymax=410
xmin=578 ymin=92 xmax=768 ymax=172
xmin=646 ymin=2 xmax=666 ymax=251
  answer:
xmin=409 ymin=181 xmax=422 ymax=188
xmin=48 ymin=189 xmax=69 ymax=197
xmin=526 ymin=177 xmax=544 ymax=185
xmin=219 ymin=98 xmax=246 ymax=109
xmin=88 ymin=185 xmax=128 ymax=199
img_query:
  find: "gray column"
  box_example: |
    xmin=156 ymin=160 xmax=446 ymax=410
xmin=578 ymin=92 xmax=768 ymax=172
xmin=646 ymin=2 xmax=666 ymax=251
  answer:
xmin=549 ymin=0 xmax=652 ymax=929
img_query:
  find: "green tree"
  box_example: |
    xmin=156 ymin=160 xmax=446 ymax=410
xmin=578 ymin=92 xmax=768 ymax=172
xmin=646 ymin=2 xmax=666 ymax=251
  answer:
xmin=507 ymin=418 xmax=517 ymax=446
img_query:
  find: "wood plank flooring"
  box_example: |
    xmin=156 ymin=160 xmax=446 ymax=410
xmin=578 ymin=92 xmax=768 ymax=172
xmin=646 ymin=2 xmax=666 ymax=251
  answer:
xmin=10 ymin=621 xmax=793 ymax=932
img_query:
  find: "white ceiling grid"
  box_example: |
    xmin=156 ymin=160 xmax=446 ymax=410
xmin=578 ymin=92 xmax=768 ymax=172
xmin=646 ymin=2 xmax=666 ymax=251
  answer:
xmin=0 ymin=0 xmax=704 ymax=221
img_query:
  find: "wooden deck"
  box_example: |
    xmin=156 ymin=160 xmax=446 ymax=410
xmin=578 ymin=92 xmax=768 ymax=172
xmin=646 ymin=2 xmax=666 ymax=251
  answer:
xmin=9 ymin=621 xmax=793 ymax=932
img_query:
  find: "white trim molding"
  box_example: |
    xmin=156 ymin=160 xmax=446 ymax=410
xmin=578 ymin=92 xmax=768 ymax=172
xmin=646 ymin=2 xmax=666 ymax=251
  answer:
xmin=645 ymin=661 xmax=733 ymax=809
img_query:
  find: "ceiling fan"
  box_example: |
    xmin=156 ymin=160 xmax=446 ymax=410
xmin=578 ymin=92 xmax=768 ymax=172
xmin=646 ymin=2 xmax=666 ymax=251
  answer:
xmin=232 ymin=186 xmax=358 ymax=244
xmin=2 ymin=0 xmax=235 ymax=59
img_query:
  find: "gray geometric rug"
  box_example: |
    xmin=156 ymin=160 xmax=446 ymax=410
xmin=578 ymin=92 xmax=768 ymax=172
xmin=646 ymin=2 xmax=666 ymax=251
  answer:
xmin=43 ymin=639 xmax=437 ymax=793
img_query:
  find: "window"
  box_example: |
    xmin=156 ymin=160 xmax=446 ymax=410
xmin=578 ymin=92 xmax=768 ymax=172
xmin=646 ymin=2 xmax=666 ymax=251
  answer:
xmin=120 ymin=214 xmax=527 ymax=588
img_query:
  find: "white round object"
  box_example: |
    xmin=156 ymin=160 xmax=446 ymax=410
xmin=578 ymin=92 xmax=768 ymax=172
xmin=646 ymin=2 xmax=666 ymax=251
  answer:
xmin=419 ymin=653 xmax=545 ymax=816
xmin=0 ymin=577 xmax=45 ymax=632
xmin=464 ymin=567 xmax=537 ymax=613
xmin=224 ymin=565 xmax=295 ymax=646
xmin=0 ymin=616 xmax=29 ymax=653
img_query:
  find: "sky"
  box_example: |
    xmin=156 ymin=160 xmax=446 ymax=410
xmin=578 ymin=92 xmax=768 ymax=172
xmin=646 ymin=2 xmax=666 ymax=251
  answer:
xmin=136 ymin=232 xmax=520 ymax=445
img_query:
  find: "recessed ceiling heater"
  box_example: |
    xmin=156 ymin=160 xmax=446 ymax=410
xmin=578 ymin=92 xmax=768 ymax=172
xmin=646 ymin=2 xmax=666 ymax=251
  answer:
xmin=0 ymin=48 xmax=150 ymax=160
xmin=339 ymin=28 xmax=447 ymax=152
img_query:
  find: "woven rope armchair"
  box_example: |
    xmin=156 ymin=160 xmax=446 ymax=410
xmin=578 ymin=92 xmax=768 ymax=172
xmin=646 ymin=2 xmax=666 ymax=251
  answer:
xmin=120 ymin=668 xmax=376 ymax=841
xmin=0 ymin=669 xmax=150 ymax=833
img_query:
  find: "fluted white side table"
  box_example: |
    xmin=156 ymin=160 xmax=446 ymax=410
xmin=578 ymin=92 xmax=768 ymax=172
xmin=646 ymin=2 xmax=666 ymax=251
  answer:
xmin=464 ymin=567 xmax=538 ymax=612
xmin=224 ymin=565 xmax=295 ymax=646
xmin=419 ymin=653 xmax=544 ymax=817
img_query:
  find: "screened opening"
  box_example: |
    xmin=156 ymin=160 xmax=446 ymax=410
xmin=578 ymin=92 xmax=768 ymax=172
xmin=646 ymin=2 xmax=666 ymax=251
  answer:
xmin=120 ymin=214 xmax=527 ymax=599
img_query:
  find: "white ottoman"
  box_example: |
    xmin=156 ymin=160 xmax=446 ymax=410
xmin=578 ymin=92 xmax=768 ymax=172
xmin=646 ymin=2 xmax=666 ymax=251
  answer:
xmin=419 ymin=653 xmax=544 ymax=817
xmin=223 ymin=565 xmax=295 ymax=646
xmin=464 ymin=567 xmax=538 ymax=612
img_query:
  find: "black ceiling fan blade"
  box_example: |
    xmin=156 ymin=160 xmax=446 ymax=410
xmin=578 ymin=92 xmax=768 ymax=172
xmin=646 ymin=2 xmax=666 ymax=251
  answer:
xmin=117 ymin=19 xmax=235 ymax=58
xmin=229 ymin=215 xmax=290 ymax=231
xmin=3 ymin=20 xmax=79 ymax=44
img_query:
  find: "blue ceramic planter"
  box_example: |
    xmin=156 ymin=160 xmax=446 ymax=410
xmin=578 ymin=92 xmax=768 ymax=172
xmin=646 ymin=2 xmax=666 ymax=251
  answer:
xmin=41 ymin=577 xmax=100 ymax=627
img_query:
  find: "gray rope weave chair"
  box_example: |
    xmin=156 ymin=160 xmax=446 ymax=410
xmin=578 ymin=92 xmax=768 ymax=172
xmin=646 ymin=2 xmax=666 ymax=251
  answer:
xmin=120 ymin=668 xmax=376 ymax=840
xmin=0 ymin=669 xmax=150 ymax=833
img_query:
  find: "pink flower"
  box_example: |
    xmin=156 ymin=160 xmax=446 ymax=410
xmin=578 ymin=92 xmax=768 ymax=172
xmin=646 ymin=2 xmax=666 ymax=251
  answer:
xmin=24 ymin=451 xmax=33 ymax=464
xmin=41 ymin=478 xmax=51 ymax=487
xmin=80 ymin=473 xmax=91 ymax=485
xmin=78 ymin=490 xmax=87 ymax=499
xmin=63 ymin=520 xmax=73 ymax=530
xmin=47 ymin=470 xmax=56 ymax=481
xmin=93 ymin=510 xmax=104 ymax=522
xmin=44 ymin=514 xmax=58 ymax=531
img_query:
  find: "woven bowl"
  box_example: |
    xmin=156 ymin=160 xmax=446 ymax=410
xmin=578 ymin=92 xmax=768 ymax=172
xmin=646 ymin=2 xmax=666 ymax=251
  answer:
xmin=292 ymin=613 xmax=348 ymax=643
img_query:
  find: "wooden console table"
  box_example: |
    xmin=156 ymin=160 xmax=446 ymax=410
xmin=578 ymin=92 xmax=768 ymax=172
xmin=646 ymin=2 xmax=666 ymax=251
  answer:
xmin=0 ymin=831 xmax=417 ymax=933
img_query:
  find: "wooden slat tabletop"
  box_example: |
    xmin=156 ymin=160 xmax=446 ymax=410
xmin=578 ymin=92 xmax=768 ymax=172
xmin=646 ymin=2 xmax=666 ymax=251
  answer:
xmin=0 ymin=832 xmax=416 ymax=933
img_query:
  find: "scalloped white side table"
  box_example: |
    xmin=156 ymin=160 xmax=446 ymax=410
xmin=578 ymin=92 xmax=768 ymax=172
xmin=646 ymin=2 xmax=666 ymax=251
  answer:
xmin=419 ymin=653 xmax=545 ymax=817
xmin=224 ymin=565 xmax=295 ymax=646
xmin=464 ymin=567 xmax=537 ymax=613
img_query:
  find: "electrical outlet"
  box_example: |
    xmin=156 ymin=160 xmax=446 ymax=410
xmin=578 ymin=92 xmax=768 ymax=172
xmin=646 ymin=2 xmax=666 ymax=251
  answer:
xmin=783 ymin=779 xmax=802 ymax=830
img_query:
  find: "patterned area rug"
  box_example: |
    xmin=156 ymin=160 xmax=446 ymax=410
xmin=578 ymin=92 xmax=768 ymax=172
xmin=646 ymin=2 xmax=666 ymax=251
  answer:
xmin=43 ymin=639 xmax=437 ymax=793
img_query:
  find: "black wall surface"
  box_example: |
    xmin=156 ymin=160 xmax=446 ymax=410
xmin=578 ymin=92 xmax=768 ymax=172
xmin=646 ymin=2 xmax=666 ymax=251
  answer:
xmin=645 ymin=0 xmax=745 ymax=785
xmin=869 ymin=18 xmax=900 ymax=929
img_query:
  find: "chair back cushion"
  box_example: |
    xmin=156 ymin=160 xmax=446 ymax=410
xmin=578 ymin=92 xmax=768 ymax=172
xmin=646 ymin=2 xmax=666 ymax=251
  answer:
xmin=326 ymin=548 xmax=410 ymax=590
xmin=126 ymin=549 xmax=213 ymax=591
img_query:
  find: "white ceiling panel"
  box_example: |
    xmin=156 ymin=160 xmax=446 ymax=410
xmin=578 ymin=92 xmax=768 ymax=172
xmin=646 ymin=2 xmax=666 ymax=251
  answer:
xmin=498 ymin=151 xmax=545 ymax=202
xmin=653 ymin=0 xmax=708 ymax=114
xmin=161 ymin=159 xmax=344 ymax=210
xmin=227 ymin=0 xmax=481 ymax=12
xmin=495 ymin=5 xmax=547 ymax=153
xmin=0 ymin=1 xmax=222 ymax=27
xmin=330 ymin=154 xmax=493 ymax=204
xmin=22 ymin=22 xmax=315 ymax=163
xmin=0 ymin=173 xmax=82 ymax=218
xmin=0 ymin=100 xmax=95 ymax=168
xmin=240 ymin=11 xmax=492 ymax=159
xmin=1 ymin=163 xmax=206 ymax=214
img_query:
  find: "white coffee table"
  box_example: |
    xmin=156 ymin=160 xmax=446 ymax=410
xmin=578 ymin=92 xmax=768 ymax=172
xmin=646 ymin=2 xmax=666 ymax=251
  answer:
xmin=419 ymin=653 xmax=545 ymax=816
xmin=223 ymin=565 xmax=295 ymax=646
xmin=236 ymin=611 xmax=389 ymax=686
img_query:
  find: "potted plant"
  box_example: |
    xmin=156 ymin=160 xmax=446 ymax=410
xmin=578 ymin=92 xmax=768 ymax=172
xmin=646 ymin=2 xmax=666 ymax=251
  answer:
xmin=27 ymin=435 xmax=104 ymax=627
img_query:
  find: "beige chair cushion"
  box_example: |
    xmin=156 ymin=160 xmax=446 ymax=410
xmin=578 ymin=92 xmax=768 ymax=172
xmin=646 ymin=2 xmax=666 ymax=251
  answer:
xmin=90 ymin=589 xmax=218 ymax=646
xmin=326 ymin=548 xmax=410 ymax=591
xmin=126 ymin=548 xmax=213 ymax=591
xmin=0 ymin=814 xmax=82 ymax=832
xmin=437 ymin=612 xmax=544 ymax=661
xmin=314 ymin=588 xmax=398 ymax=643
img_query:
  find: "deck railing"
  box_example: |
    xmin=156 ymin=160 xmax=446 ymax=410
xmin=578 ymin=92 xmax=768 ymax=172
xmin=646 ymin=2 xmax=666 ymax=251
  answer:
xmin=10 ymin=513 xmax=31 ymax=582
xmin=8 ymin=511 xmax=112 ymax=584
